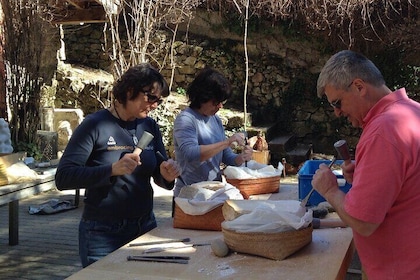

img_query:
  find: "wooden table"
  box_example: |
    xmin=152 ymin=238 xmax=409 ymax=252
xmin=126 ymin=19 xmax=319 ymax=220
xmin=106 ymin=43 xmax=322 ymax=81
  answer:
xmin=0 ymin=169 xmax=56 ymax=245
xmin=66 ymin=221 xmax=353 ymax=280
xmin=66 ymin=183 xmax=354 ymax=280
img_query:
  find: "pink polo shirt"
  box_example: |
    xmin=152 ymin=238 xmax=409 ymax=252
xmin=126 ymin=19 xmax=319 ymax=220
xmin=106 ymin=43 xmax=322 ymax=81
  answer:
xmin=344 ymin=88 xmax=420 ymax=280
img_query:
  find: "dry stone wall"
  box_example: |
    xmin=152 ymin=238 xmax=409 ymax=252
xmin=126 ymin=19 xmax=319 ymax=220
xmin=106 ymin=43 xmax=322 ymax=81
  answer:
xmin=60 ymin=16 xmax=361 ymax=155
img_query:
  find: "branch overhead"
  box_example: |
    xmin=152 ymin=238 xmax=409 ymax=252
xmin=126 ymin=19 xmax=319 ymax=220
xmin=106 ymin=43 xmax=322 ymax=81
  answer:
xmin=41 ymin=0 xmax=419 ymax=56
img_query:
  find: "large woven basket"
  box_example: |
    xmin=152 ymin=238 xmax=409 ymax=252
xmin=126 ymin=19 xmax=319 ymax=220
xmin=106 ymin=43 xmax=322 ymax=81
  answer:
xmin=226 ymin=175 xmax=280 ymax=199
xmin=173 ymin=203 xmax=224 ymax=231
xmin=222 ymin=224 xmax=313 ymax=260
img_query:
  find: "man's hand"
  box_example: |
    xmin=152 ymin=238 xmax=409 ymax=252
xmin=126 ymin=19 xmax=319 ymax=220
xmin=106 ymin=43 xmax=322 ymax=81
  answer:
xmin=312 ymin=163 xmax=379 ymax=236
xmin=311 ymin=163 xmax=339 ymax=199
xmin=341 ymin=161 xmax=355 ymax=183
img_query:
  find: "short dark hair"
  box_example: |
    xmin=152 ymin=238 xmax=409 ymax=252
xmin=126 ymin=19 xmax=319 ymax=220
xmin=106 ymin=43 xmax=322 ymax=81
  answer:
xmin=187 ymin=67 xmax=232 ymax=109
xmin=112 ymin=63 xmax=169 ymax=105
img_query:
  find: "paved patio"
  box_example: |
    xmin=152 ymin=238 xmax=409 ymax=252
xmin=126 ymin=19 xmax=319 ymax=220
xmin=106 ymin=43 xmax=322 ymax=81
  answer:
xmin=0 ymin=185 xmax=173 ymax=280
xmin=0 ymin=179 xmax=361 ymax=279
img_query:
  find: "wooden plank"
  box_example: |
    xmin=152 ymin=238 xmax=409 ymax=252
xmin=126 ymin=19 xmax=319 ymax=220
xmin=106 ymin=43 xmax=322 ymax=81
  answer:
xmin=0 ymin=178 xmax=56 ymax=205
xmin=51 ymin=7 xmax=107 ymax=24
xmin=66 ymin=220 xmax=353 ymax=280
xmin=66 ymin=0 xmax=89 ymax=10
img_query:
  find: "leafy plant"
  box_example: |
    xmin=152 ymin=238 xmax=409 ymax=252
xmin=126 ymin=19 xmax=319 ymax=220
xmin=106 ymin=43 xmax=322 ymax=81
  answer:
xmin=176 ymin=87 xmax=186 ymax=95
xmin=13 ymin=141 xmax=43 ymax=162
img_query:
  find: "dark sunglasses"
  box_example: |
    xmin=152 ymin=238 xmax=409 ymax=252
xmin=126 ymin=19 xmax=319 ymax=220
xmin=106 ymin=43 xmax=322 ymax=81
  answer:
xmin=144 ymin=92 xmax=163 ymax=105
xmin=213 ymin=100 xmax=227 ymax=106
xmin=329 ymin=99 xmax=341 ymax=109
xmin=329 ymin=80 xmax=353 ymax=109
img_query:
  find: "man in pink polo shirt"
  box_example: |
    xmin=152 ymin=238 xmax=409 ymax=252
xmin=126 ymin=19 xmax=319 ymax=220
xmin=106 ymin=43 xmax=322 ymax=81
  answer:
xmin=312 ymin=50 xmax=420 ymax=279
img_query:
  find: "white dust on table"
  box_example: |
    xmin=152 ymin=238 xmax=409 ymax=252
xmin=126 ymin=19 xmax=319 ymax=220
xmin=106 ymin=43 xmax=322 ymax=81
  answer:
xmin=197 ymin=253 xmax=248 ymax=277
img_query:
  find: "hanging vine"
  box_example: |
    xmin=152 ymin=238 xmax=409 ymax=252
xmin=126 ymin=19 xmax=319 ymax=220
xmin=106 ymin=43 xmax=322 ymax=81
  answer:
xmin=231 ymin=0 xmax=250 ymax=133
xmin=0 ymin=0 xmax=51 ymax=155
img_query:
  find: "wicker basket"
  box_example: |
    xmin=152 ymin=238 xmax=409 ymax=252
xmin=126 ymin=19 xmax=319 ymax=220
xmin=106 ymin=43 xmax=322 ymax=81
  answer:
xmin=173 ymin=203 xmax=224 ymax=231
xmin=222 ymin=224 xmax=313 ymax=260
xmin=226 ymin=175 xmax=280 ymax=199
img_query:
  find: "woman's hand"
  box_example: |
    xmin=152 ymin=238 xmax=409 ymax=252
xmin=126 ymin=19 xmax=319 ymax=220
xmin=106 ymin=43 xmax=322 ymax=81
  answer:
xmin=111 ymin=153 xmax=141 ymax=176
xmin=227 ymin=132 xmax=246 ymax=147
xmin=160 ymin=159 xmax=182 ymax=182
xmin=235 ymin=145 xmax=253 ymax=165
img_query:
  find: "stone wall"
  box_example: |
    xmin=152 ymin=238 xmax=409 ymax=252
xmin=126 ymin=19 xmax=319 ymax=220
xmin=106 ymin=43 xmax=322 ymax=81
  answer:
xmin=60 ymin=12 xmax=361 ymax=155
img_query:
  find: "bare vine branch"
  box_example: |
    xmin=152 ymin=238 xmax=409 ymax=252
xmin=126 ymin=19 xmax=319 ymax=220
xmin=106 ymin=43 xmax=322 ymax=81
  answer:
xmin=218 ymin=0 xmax=418 ymax=49
xmin=38 ymin=0 xmax=418 ymax=60
xmin=102 ymin=0 xmax=203 ymax=80
xmin=231 ymin=0 xmax=251 ymax=131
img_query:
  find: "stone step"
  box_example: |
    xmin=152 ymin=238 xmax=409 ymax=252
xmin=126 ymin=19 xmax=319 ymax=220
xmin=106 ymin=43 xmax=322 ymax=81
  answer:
xmin=268 ymin=140 xmax=312 ymax=170
xmin=287 ymin=143 xmax=312 ymax=166
xmin=268 ymin=134 xmax=296 ymax=155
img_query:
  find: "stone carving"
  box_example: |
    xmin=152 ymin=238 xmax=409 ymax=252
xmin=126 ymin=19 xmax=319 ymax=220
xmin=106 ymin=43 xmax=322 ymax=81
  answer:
xmin=0 ymin=118 xmax=13 ymax=154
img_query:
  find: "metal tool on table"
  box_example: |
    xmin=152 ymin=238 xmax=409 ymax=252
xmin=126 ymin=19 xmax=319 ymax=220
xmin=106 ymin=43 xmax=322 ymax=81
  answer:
xmin=300 ymin=156 xmax=337 ymax=207
xmin=142 ymin=243 xmax=210 ymax=254
xmin=129 ymin=237 xmax=190 ymax=247
xmin=127 ymin=255 xmax=190 ymax=264
xmin=133 ymin=131 xmax=154 ymax=155
xmin=243 ymin=131 xmax=248 ymax=167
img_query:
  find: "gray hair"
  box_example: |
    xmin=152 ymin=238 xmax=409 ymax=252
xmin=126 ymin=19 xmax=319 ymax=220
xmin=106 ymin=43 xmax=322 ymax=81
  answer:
xmin=317 ymin=50 xmax=385 ymax=98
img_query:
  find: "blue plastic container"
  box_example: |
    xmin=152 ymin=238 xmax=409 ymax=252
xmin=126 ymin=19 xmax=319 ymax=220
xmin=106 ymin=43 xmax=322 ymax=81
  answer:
xmin=298 ymin=160 xmax=352 ymax=206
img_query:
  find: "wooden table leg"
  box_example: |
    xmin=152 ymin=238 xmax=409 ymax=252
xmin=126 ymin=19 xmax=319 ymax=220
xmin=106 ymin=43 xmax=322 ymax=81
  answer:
xmin=9 ymin=200 xmax=19 ymax=246
xmin=336 ymin=239 xmax=355 ymax=279
xmin=74 ymin=189 xmax=80 ymax=207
